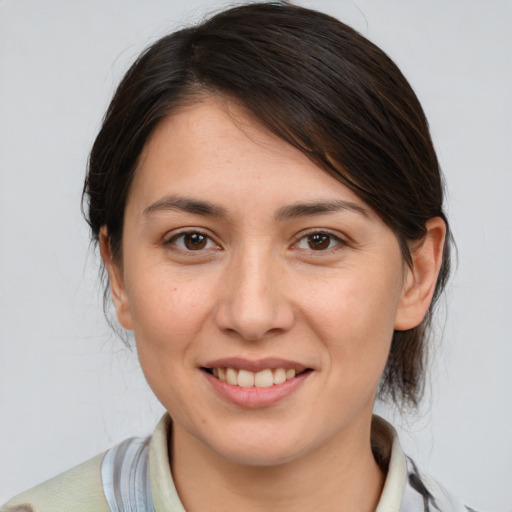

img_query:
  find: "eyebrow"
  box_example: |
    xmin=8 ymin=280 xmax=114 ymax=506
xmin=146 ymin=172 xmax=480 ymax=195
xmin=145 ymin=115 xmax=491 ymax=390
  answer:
xmin=275 ymin=200 xmax=369 ymax=221
xmin=143 ymin=195 xmax=229 ymax=218
xmin=143 ymin=195 xmax=368 ymax=221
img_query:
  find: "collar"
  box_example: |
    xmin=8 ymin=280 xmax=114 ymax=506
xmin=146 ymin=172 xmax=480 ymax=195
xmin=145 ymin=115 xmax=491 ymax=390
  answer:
xmin=148 ymin=414 xmax=408 ymax=512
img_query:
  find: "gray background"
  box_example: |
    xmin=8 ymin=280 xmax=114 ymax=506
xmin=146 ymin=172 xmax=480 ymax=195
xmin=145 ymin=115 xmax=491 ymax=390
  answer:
xmin=1 ymin=1 xmax=511 ymax=510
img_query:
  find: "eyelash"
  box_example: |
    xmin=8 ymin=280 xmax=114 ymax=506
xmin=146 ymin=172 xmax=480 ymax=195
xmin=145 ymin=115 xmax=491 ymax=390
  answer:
xmin=165 ymin=229 xmax=346 ymax=254
xmin=293 ymin=230 xmax=346 ymax=253
xmin=166 ymin=230 xmax=220 ymax=252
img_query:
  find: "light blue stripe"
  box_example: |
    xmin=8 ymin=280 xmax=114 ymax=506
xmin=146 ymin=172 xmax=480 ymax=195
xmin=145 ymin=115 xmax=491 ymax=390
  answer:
xmin=101 ymin=437 xmax=155 ymax=512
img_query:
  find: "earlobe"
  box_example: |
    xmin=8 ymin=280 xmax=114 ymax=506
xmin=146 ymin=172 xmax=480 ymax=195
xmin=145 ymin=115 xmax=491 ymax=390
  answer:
xmin=99 ymin=227 xmax=134 ymax=330
xmin=394 ymin=217 xmax=446 ymax=331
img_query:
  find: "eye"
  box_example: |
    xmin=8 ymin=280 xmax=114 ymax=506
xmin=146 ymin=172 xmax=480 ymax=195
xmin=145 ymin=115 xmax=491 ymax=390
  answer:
xmin=295 ymin=231 xmax=343 ymax=251
xmin=168 ymin=231 xmax=218 ymax=251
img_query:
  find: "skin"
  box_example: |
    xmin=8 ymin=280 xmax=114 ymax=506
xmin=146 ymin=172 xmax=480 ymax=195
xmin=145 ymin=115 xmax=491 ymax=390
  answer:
xmin=101 ymin=96 xmax=445 ymax=512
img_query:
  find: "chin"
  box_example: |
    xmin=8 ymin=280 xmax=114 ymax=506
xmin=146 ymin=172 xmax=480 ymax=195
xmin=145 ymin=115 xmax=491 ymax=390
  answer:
xmin=200 ymin=420 xmax=314 ymax=468
xmin=216 ymin=439 xmax=307 ymax=468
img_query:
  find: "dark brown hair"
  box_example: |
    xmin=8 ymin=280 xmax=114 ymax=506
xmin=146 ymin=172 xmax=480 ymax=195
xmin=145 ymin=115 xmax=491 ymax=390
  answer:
xmin=83 ymin=1 xmax=452 ymax=408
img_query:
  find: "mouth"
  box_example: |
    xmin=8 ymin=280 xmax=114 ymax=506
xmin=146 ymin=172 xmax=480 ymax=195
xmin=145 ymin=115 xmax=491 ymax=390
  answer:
xmin=201 ymin=367 xmax=313 ymax=388
xmin=201 ymin=358 xmax=314 ymax=407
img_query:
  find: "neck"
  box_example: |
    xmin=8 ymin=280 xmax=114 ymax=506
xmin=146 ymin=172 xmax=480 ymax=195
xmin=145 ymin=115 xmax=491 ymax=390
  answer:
xmin=170 ymin=416 xmax=385 ymax=512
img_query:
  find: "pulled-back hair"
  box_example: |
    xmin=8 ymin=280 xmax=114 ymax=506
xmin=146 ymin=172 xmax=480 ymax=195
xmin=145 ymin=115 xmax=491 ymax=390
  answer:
xmin=83 ymin=1 xmax=452 ymax=408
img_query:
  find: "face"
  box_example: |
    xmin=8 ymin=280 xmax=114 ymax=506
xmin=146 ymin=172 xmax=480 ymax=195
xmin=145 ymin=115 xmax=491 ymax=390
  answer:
xmin=106 ymin=97 xmax=418 ymax=467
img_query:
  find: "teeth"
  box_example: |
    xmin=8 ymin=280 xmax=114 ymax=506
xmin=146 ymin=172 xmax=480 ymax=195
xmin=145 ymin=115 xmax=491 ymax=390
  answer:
xmin=210 ymin=367 xmax=304 ymax=387
xmin=273 ymin=368 xmax=286 ymax=385
xmin=286 ymin=369 xmax=296 ymax=379
xmin=238 ymin=369 xmax=255 ymax=387
xmin=226 ymin=367 xmax=238 ymax=386
xmin=254 ymin=369 xmax=273 ymax=387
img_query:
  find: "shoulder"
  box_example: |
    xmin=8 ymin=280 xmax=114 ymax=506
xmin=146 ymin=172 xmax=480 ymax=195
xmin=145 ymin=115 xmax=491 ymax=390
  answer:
xmin=1 ymin=451 xmax=109 ymax=512
xmin=372 ymin=415 xmax=477 ymax=512
xmin=1 ymin=415 xmax=171 ymax=512
xmin=403 ymin=456 xmax=477 ymax=512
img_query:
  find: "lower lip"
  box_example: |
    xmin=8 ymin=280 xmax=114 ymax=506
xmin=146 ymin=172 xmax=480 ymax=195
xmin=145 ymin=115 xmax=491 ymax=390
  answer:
xmin=203 ymin=370 xmax=312 ymax=408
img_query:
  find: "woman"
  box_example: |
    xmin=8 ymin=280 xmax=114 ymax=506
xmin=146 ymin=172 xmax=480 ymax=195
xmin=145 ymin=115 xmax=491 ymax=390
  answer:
xmin=2 ymin=2 xmax=475 ymax=511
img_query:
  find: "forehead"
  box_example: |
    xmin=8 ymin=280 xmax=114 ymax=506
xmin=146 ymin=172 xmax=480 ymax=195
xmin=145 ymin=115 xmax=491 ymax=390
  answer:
xmin=138 ymin=96 xmax=317 ymax=182
xmin=128 ymin=96 xmax=375 ymax=222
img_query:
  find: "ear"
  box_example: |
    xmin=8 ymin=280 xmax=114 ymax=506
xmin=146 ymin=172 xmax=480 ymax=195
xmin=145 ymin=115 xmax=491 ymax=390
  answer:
xmin=394 ymin=217 xmax=446 ymax=331
xmin=99 ymin=227 xmax=134 ymax=330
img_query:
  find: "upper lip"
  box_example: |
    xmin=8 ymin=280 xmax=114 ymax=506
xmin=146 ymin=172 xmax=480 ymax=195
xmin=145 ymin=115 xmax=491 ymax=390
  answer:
xmin=202 ymin=357 xmax=310 ymax=373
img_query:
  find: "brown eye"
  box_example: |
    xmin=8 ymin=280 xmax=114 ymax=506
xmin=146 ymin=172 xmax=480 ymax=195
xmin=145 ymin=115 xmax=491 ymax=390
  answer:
xmin=307 ymin=233 xmax=332 ymax=250
xmin=183 ymin=233 xmax=207 ymax=250
xmin=169 ymin=231 xmax=218 ymax=251
xmin=295 ymin=231 xmax=343 ymax=252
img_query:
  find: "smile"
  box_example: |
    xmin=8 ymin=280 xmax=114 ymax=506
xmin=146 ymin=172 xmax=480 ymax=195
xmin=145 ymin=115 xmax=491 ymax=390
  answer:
xmin=201 ymin=358 xmax=314 ymax=407
xmin=204 ymin=367 xmax=309 ymax=388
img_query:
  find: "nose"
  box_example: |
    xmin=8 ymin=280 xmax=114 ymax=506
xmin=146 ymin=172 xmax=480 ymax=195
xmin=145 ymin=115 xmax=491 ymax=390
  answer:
xmin=213 ymin=246 xmax=295 ymax=341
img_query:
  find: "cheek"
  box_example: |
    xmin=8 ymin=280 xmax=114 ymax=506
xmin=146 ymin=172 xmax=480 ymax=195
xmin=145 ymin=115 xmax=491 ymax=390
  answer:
xmin=299 ymin=268 xmax=402 ymax=373
xmin=124 ymin=268 xmax=211 ymax=360
xmin=124 ymin=271 xmax=213 ymax=411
